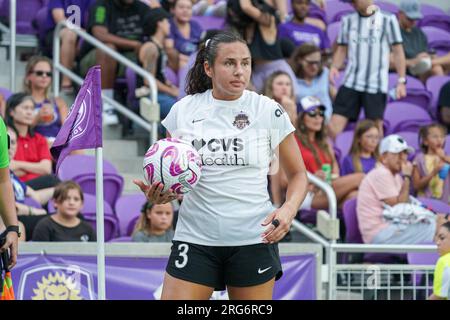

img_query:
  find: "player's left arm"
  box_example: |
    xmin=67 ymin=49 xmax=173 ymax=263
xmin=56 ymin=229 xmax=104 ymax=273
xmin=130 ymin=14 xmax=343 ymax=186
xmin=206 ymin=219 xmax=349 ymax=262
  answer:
xmin=262 ymin=133 xmax=309 ymax=244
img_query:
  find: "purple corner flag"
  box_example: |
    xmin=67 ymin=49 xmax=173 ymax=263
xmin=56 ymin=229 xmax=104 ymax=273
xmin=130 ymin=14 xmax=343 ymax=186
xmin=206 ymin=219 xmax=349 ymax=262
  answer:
xmin=51 ymin=66 xmax=103 ymax=174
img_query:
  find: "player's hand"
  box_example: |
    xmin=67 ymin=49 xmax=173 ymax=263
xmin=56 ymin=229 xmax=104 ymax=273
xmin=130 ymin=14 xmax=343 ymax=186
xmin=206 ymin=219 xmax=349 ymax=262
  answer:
xmin=0 ymin=232 xmax=18 ymax=269
xmin=261 ymin=203 xmax=297 ymax=244
xmin=133 ymin=179 xmax=177 ymax=204
xmin=329 ymin=66 xmax=340 ymax=86
xmin=396 ymin=83 xmax=407 ymax=100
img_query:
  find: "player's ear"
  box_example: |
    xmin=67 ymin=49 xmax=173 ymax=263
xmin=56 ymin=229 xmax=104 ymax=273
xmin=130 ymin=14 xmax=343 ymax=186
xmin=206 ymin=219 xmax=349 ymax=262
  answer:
xmin=204 ymin=61 xmax=212 ymax=78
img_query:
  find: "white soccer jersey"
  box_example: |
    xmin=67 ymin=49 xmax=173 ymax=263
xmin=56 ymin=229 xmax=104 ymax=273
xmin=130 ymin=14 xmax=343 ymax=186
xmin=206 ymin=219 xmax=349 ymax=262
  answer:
xmin=337 ymin=10 xmax=403 ymax=94
xmin=161 ymin=89 xmax=295 ymax=246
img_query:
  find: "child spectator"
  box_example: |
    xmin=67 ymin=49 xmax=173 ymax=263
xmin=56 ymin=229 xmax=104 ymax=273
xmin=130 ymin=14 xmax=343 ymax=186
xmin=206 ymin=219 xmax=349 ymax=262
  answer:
xmin=429 ymin=221 xmax=450 ymax=300
xmin=32 ymin=181 xmax=96 ymax=242
xmin=5 ymin=93 xmax=60 ymax=190
xmin=169 ymin=0 xmax=203 ymax=70
xmin=341 ymin=120 xmax=380 ymax=176
xmin=23 ymin=56 xmax=68 ymax=146
xmin=412 ymin=124 xmax=450 ymax=203
xmin=290 ymin=43 xmax=335 ymax=122
xmin=132 ymin=201 xmax=174 ymax=242
xmin=263 ymin=70 xmax=297 ymax=125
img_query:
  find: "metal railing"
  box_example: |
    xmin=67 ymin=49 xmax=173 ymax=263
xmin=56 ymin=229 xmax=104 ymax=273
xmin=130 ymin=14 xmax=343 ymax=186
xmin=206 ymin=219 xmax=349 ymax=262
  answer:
xmin=52 ymin=20 xmax=159 ymax=144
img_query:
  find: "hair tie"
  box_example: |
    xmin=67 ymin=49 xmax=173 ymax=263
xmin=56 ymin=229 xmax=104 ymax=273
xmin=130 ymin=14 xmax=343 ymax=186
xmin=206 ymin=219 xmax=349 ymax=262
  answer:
xmin=205 ymin=39 xmax=211 ymax=48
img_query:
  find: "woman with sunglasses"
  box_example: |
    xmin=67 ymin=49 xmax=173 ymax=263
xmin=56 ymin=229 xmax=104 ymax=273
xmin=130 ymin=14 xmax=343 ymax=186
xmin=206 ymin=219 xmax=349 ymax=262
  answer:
xmin=23 ymin=56 xmax=68 ymax=147
xmin=271 ymin=96 xmax=364 ymax=214
xmin=290 ymin=43 xmax=336 ymax=122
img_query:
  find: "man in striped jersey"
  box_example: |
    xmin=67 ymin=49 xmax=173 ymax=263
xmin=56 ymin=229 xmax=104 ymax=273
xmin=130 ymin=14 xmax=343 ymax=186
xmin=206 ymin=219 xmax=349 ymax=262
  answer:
xmin=328 ymin=0 xmax=407 ymax=139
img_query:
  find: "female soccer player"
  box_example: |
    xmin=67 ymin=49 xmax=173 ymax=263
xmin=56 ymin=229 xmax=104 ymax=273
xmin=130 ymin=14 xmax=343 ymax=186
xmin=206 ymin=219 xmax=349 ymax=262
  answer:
xmin=134 ymin=31 xmax=308 ymax=300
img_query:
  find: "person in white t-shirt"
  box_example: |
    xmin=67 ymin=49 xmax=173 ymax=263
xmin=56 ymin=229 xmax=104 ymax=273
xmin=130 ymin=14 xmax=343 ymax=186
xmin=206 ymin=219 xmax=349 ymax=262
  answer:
xmin=134 ymin=31 xmax=308 ymax=300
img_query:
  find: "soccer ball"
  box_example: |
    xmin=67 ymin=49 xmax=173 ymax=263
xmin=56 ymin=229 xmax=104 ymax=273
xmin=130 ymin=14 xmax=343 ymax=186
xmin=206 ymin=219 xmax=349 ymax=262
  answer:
xmin=143 ymin=138 xmax=202 ymax=195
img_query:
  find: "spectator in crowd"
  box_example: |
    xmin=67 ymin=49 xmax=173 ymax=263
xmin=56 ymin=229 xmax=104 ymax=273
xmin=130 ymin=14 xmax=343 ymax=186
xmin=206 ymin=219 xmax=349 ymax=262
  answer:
xmin=429 ymin=221 xmax=450 ymax=300
xmin=227 ymin=0 xmax=298 ymax=93
xmin=169 ymin=0 xmax=203 ymax=70
xmin=192 ymin=0 xmax=226 ymax=17
xmin=132 ymin=201 xmax=175 ymax=242
xmin=412 ymin=124 xmax=450 ymax=203
xmin=6 ymin=127 xmax=53 ymax=241
xmin=328 ymin=0 xmax=407 ymax=139
xmin=437 ymin=81 xmax=450 ymax=131
xmin=340 ymin=119 xmax=380 ymax=176
xmin=32 ymin=181 xmax=96 ymax=242
xmin=290 ymin=43 xmax=335 ymax=122
xmin=5 ymin=93 xmax=60 ymax=191
xmin=263 ymin=70 xmax=297 ymax=125
xmin=43 ymin=0 xmax=95 ymax=92
xmin=137 ymin=8 xmax=178 ymax=126
xmin=393 ymin=0 xmax=444 ymax=82
xmin=23 ymin=56 xmax=68 ymax=146
xmin=431 ymin=52 xmax=450 ymax=75
xmin=79 ymin=0 xmax=153 ymax=126
xmin=278 ymin=0 xmax=330 ymax=57
xmin=357 ymin=134 xmax=448 ymax=244
xmin=271 ymin=96 xmax=364 ymax=210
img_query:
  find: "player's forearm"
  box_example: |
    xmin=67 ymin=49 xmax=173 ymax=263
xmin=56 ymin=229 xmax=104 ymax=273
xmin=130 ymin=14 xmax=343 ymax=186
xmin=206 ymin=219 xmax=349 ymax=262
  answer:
xmin=392 ymin=45 xmax=406 ymax=78
xmin=283 ymin=170 xmax=308 ymax=217
xmin=331 ymin=45 xmax=347 ymax=69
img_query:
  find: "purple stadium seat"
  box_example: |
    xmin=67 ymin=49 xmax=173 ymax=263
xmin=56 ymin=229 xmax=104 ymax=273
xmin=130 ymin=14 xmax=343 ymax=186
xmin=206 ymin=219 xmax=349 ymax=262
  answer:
xmin=191 ymin=15 xmax=225 ymax=30
xmin=388 ymin=74 xmax=432 ymax=111
xmin=425 ymin=75 xmax=450 ymax=119
xmin=108 ymin=236 xmax=132 ymax=242
xmin=342 ymin=198 xmax=407 ymax=263
xmin=407 ymin=243 xmax=439 ymax=287
xmin=374 ymin=1 xmax=399 ymax=14
xmin=0 ymin=86 xmax=12 ymax=100
xmin=418 ymin=13 xmax=450 ymax=33
xmin=325 ymin=0 xmax=353 ymax=24
xmin=384 ymin=102 xmax=433 ymax=134
xmin=127 ymin=215 xmax=140 ymax=236
xmin=33 ymin=6 xmax=49 ymax=53
xmin=395 ymin=131 xmax=420 ymax=159
xmin=421 ymin=26 xmax=450 ymax=57
xmin=420 ymin=4 xmax=446 ymax=16
xmin=114 ymin=193 xmax=146 ymax=236
xmin=0 ymin=0 xmax=46 ymax=34
xmin=327 ymin=21 xmax=341 ymax=46
xmin=308 ymin=2 xmax=327 ymax=23
xmin=445 ymin=135 xmax=450 ymax=155
xmin=335 ymin=130 xmax=354 ymax=163
xmin=58 ymin=155 xmax=119 ymax=180
xmin=24 ymin=197 xmax=43 ymax=209
xmin=48 ymin=193 xmax=118 ymax=240
xmin=418 ymin=197 xmax=450 ymax=214
xmin=165 ymin=66 xmax=179 ymax=87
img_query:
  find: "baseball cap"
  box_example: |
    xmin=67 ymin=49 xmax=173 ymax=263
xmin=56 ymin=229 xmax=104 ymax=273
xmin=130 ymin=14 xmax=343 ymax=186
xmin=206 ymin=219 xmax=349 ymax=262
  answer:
xmin=379 ymin=134 xmax=415 ymax=155
xmin=399 ymin=0 xmax=423 ymax=20
xmin=298 ymin=96 xmax=325 ymax=113
xmin=145 ymin=7 xmax=171 ymax=36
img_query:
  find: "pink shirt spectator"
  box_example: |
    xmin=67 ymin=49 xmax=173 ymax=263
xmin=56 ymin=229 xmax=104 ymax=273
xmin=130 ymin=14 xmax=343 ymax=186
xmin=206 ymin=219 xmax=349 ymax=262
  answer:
xmin=357 ymin=164 xmax=403 ymax=243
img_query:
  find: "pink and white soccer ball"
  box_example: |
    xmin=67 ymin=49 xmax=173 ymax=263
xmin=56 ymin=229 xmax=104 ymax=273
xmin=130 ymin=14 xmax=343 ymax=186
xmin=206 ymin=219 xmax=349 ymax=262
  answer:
xmin=143 ymin=138 xmax=202 ymax=194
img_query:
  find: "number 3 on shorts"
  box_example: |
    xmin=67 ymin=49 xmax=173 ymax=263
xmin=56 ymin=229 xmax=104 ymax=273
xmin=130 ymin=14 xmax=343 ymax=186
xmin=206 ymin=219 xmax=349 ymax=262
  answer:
xmin=175 ymin=243 xmax=189 ymax=269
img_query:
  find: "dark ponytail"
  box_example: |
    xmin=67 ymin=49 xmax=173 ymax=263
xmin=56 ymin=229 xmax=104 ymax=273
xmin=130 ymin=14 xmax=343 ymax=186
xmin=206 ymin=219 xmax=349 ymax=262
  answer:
xmin=185 ymin=30 xmax=247 ymax=95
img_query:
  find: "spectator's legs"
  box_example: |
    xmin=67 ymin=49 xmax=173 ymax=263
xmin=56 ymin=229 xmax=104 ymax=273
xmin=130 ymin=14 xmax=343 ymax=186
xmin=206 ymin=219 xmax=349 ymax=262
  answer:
xmin=96 ymin=44 xmax=119 ymax=125
xmin=60 ymin=28 xmax=77 ymax=90
xmin=328 ymin=114 xmax=348 ymax=139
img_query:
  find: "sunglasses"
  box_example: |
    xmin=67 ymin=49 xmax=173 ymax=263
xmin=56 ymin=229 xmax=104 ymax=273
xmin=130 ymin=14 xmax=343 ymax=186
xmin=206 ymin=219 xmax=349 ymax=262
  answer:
xmin=306 ymin=109 xmax=325 ymax=117
xmin=32 ymin=70 xmax=52 ymax=77
xmin=304 ymin=60 xmax=321 ymax=66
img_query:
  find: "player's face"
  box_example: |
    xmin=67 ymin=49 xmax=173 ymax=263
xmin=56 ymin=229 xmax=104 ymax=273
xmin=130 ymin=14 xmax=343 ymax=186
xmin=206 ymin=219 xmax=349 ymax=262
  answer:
xmin=436 ymin=226 xmax=450 ymax=257
xmin=10 ymin=99 xmax=35 ymax=126
xmin=205 ymin=42 xmax=251 ymax=100
xmin=55 ymin=189 xmax=84 ymax=218
xmin=271 ymin=74 xmax=292 ymax=100
xmin=173 ymin=0 xmax=192 ymax=23
xmin=28 ymin=61 xmax=52 ymax=90
xmin=148 ymin=203 xmax=173 ymax=232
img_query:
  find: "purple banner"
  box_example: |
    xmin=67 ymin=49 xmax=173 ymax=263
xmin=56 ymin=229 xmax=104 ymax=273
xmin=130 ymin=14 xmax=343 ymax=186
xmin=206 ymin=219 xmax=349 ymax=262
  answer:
xmin=11 ymin=254 xmax=316 ymax=300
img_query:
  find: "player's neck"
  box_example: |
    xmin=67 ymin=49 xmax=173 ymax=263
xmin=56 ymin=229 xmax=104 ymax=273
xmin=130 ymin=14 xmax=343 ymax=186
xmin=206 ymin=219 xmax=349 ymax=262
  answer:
xmin=212 ymin=89 xmax=243 ymax=101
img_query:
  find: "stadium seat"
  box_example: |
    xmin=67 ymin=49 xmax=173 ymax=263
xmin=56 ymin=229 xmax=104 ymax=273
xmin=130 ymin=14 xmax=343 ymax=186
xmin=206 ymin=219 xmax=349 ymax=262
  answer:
xmin=421 ymin=26 xmax=450 ymax=57
xmin=190 ymin=15 xmax=225 ymax=30
xmin=108 ymin=236 xmax=132 ymax=242
xmin=83 ymin=214 xmax=119 ymax=242
xmin=417 ymin=197 xmax=450 ymax=214
xmin=342 ymin=198 xmax=407 ymax=263
xmin=418 ymin=4 xmax=450 ymax=33
xmin=0 ymin=86 xmax=12 ymax=100
xmin=407 ymin=244 xmax=439 ymax=287
xmin=58 ymin=155 xmax=119 ymax=179
xmin=425 ymin=75 xmax=450 ymax=119
xmin=335 ymin=130 xmax=354 ymax=165
xmin=114 ymin=193 xmax=146 ymax=237
xmin=374 ymin=1 xmax=399 ymax=14
xmin=384 ymin=102 xmax=433 ymax=134
xmin=395 ymin=131 xmax=420 ymax=160
xmin=324 ymin=0 xmax=353 ymax=24
xmin=0 ymin=0 xmax=46 ymax=34
xmin=23 ymin=197 xmax=43 ymax=209
xmin=388 ymin=74 xmax=432 ymax=111
xmin=445 ymin=135 xmax=450 ymax=155
xmin=327 ymin=21 xmax=341 ymax=46
xmin=308 ymin=2 xmax=327 ymax=24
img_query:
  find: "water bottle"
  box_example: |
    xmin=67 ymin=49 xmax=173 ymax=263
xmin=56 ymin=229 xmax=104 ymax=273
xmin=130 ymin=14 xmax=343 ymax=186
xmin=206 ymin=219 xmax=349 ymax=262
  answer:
xmin=438 ymin=164 xmax=450 ymax=180
xmin=322 ymin=164 xmax=332 ymax=184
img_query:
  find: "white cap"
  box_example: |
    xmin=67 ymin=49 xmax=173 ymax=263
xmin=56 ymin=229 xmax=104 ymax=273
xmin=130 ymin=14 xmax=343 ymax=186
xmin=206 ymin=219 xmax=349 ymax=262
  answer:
xmin=299 ymin=96 xmax=325 ymax=113
xmin=379 ymin=134 xmax=415 ymax=155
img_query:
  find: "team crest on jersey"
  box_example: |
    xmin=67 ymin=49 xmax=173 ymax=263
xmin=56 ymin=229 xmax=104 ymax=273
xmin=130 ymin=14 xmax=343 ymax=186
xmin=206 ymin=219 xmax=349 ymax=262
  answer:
xmin=232 ymin=111 xmax=250 ymax=129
